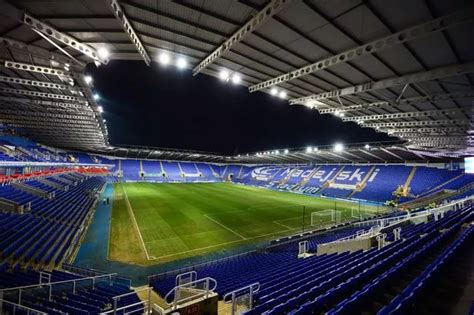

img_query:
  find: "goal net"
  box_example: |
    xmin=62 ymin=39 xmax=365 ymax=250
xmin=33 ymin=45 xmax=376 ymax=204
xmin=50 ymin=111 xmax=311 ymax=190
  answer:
xmin=310 ymin=209 xmax=342 ymax=227
xmin=351 ymin=205 xmax=378 ymax=220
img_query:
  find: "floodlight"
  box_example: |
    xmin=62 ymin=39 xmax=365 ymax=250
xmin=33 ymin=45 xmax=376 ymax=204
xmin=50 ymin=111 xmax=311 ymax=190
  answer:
xmin=270 ymin=88 xmax=278 ymax=96
xmin=284 ymin=149 xmax=289 ymax=154
xmin=97 ymin=106 xmax=103 ymax=113
xmin=97 ymin=47 xmax=110 ymax=59
xmin=231 ymin=74 xmax=241 ymax=84
xmin=334 ymin=143 xmax=344 ymax=152
xmin=313 ymin=147 xmax=319 ymax=151
xmin=306 ymin=146 xmax=313 ymax=153
xmin=340 ymin=112 xmax=345 ymax=117
xmin=159 ymin=52 xmax=171 ymax=65
xmin=176 ymin=57 xmax=187 ymax=69
xmin=219 ymin=70 xmax=230 ymax=81
xmin=365 ymin=144 xmax=370 ymax=149
xmin=93 ymin=93 xmax=100 ymax=100
xmin=103 ymin=119 xmax=106 ymax=123
xmin=279 ymin=91 xmax=287 ymax=99
xmin=276 ymin=150 xmax=280 ymax=155
xmin=84 ymin=76 xmax=93 ymax=84
xmin=334 ymin=111 xmax=340 ymax=116
xmin=359 ymin=120 xmax=365 ymax=124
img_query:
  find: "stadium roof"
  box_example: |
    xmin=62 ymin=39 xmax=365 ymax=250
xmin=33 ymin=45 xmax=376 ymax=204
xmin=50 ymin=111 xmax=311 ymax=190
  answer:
xmin=95 ymin=140 xmax=459 ymax=164
xmin=0 ymin=0 xmax=472 ymax=157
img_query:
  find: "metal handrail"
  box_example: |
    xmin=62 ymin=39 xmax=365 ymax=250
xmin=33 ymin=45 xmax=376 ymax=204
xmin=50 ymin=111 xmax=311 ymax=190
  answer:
xmin=223 ymin=282 xmax=260 ymax=303
xmin=354 ymin=195 xmax=473 ymax=229
xmin=165 ymin=277 xmax=217 ymax=310
xmin=223 ymin=282 xmax=261 ymax=315
xmin=0 ymin=273 xmax=117 ymax=292
xmin=0 ymin=299 xmax=48 ymax=315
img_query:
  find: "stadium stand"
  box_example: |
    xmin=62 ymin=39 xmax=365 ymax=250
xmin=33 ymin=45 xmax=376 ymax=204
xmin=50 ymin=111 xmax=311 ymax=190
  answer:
xmin=0 ymin=0 xmax=473 ymax=313
xmin=150 ymin=199 xmax=472 ymax=314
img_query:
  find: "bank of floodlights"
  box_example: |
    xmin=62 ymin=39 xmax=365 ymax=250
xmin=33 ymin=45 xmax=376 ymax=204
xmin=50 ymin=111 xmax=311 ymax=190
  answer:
xmin=334 ymin=143 xmax=345 ymax=152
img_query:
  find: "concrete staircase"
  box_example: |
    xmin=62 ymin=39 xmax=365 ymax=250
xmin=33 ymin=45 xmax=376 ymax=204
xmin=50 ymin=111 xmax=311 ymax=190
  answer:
xmin=298 ymin=166 xmax=320 ymax=187
xmin=279 ymin=167 xmax=299 ymax=185
xmin=402 ymin=166 xmax=417 ymax=196
xmin=348 ymin=166 xmax=377 ymax=198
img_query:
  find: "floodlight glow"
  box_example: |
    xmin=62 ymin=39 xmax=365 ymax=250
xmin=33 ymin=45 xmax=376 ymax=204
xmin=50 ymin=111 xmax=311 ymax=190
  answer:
xmin=97 ymin=47 xmax=110 ymax=59
xmin=335 ymin=111 xmax=340 ymax=116
xmin=365 ymin=144 xmax=370 ymax=149
xmin=306 ymin=146 xmax=313 ymax=153
xmin=334 ymin=143 xmax=344 ymax=152
xmin=231 ymin=74 xmax=241 ymax=84
xmin=313 ymin=147 xmax=319 ymax=151
xmin=176 ymin=57 xmax=187 ymax=69
xmin=270 ymin=88 xmax=278 ymax=96
xmin=340 ymin=112 xmax=345 ymax=117
xmin=279 ymin=91 xmax=287 ymax=99
xmin=159 ymin=52 xmax=171 ymax=65
xmin=219 ymin=69 xmax=230 ymax=81
xmin=276 ymin=150 xmax=280 ymax=155
xmin=84 ymin=76 xmax=92 ymax=84
xmin=284 ymin=149 xmax=289 ymax=154
xmin=97 ymin=106 xmax=103 ymax=113
xmin=93 ymin=94 xmax=100 ymax=100
xmin=359 ymin=120 xmax=365 ymax=124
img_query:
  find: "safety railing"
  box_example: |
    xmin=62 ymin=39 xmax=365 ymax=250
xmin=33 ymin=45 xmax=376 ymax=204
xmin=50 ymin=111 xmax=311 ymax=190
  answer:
xmin=0 ymin=273 xmax=117 ymax=305
xmin=100 ymin=287 xmax=151 ymax=315
xmin=165 ymin=277 xmax=217 ymax=311
xmin=0 ymin=298 xmax=48 ymax=315
xmin=223 ymin=282 xmax=260 ymax=315
xmin=353 ymin=195 xmax=473 ymax=229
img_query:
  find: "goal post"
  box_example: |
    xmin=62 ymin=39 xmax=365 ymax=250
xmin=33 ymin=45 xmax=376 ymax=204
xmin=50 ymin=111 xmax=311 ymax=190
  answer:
xmin=310 ymin=209 xmax=342 ymax=227
xmin=351 ymin=204 xmax=380 ymax=220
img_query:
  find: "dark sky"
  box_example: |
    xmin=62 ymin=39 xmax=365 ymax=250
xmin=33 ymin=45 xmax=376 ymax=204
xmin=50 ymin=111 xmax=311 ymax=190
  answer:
xmin=88 ymin=60 xmax=393 ymax=155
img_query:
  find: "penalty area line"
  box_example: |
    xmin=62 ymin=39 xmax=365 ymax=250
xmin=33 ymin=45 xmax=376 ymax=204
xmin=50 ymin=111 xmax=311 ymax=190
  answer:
xmin=204 ymin=214 xmax=247 ymax=240
xmin=121 ymin=183 xmax=155 ymax=260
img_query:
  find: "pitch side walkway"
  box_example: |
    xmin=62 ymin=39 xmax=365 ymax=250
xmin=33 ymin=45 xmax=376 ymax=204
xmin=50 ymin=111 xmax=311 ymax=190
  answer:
xmin=73 ymin=183 xmax=260 ymax=286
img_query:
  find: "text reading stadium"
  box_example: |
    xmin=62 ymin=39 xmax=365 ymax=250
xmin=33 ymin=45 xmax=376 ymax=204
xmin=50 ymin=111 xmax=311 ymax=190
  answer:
xmin=0 ymin=0 xmax=473 ymax=314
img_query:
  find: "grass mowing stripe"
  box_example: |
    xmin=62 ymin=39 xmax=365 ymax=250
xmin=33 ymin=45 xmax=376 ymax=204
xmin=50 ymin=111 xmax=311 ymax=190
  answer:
xmin=109 ymin=182 xmax=388 ymax=265
xmin=121 ymin=183 xmax=154 ymax=260
xmin=203 ymin=214 xmax=247 ymax=240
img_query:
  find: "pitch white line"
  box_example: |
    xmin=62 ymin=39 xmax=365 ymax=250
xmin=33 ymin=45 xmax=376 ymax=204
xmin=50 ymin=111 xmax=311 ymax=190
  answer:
xmin=121 ymin=183 xmax=156 ymax=260
xmin=151 ymin=227 xmax=300 ymax=260
xmin=204 ymin=214 xmax=247 ymax=240
xmin=273 ymin=220 xmax=293 ymax=230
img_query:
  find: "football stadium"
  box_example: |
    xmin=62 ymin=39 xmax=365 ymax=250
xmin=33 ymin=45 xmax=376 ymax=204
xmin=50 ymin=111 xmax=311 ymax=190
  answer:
xmin=0 ymin=0 xmax=473 ymax=314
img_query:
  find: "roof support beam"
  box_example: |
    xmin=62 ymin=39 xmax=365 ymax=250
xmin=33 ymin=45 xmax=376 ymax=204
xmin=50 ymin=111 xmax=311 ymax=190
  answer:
xmin=317 ymin=91 xmax=474 ymax=114
xmin=385 ymin=127 xmax=468 ymax=134
xmin=0 ymin=96 xmax=91 ymax=111
xmin=109 ymin=0 xmax=151 ymax=65
xmin=3 ymin=60 xmax=73 ymax=83
xmin=343 ymin=108 xmax=466 ymax=122
xmin=363 ymin=119 xmax=470 ymax=128
xmin=290 ymin=62 xmax=474 ymax=105
xmin=0 ymin=37 xmax=70 ymax=65
xmin=192 ymin=0 xmax=293 ymax=75
xmin=0 ymin=75 xmax=81 ymax=92
xmin=0 ymin=87 xmax=86 ymax=103
xmin=250 ymin=8 xmax=474 ymax=92
xmin=22 ymin=14 xmax=109 ymax=65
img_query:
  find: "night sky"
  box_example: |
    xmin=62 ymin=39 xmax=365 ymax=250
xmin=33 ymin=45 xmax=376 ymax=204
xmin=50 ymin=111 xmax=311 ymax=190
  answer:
xmin=87 ymin=60 xmax=393 ymax=155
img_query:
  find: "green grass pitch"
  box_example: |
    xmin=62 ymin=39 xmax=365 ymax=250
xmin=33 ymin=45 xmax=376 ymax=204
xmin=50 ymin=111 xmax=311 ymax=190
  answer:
xmin=108 ymin=182 xmax=385 ymax=265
